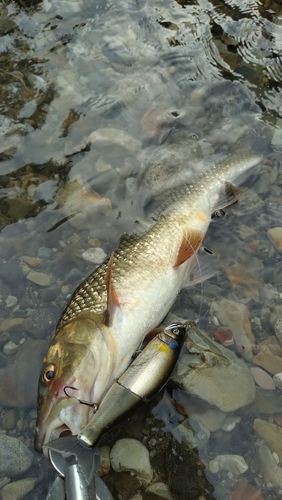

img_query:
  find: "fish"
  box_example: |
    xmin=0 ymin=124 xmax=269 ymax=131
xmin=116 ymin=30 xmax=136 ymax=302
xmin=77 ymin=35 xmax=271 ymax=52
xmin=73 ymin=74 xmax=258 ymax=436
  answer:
xmin=34 ymin=150 xmax=262 ymax=453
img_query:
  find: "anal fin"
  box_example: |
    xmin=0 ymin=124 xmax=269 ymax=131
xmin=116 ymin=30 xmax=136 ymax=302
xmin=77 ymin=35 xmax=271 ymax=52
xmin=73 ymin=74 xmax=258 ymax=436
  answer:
xmin=173 ymin=229 xmax=204 ymax=269
xmin=183 ymin=246 xmax=220 ymax=286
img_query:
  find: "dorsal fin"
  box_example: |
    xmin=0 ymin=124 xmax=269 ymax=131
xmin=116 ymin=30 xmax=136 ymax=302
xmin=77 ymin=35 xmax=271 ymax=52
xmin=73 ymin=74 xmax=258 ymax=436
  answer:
xmin=104 ymin=252 xmax=121 ymax=326
xmin=173 ymin=228 xmax=204 ymax=269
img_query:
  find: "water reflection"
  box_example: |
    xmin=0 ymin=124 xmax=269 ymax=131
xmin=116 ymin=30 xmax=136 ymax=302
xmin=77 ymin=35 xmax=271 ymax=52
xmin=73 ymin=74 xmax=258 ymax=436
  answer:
xmin=0 ymin=0 xmax=282 ymax=498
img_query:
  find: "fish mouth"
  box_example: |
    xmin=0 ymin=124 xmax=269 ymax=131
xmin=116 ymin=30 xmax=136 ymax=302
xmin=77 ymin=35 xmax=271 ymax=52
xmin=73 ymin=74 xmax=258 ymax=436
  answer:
xmin=35 ymin=402 xmax=90 ymax=456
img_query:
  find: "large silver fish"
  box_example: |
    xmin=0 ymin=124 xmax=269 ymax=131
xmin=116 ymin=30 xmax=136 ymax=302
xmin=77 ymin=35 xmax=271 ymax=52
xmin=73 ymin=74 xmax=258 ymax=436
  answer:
xmin=35 ymin=150 xmax=261 ymax=453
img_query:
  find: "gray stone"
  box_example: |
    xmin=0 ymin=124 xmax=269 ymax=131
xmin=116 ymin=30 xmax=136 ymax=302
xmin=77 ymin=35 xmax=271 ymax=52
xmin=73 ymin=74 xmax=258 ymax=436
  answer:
xmin=0 ymin=435 xmax=36 ymax=477
xmin=110 ymin=439 xmax=153 ymax=486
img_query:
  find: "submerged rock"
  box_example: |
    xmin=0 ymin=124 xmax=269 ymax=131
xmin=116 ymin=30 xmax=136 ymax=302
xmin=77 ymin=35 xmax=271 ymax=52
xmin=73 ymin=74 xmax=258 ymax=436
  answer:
xmin=267 ymin=227 xmax=282 ymax=253
xmin=0 ymin=435 xmax=35 ymax=477
xmin=216 ymin=299 xmax=255 ymax=359
xmin=250 ymin=366 xmax=276 ymax=390
xmin=88 ymin=128 xmax=141 ymax=154
xmin=258 ymin=444 xmax=282 ymax=488
xmin=172 ymin=331 xmax=255 ymax=412
xmin=26 ymin=270 xmax=51 ymax=287
xmin=253 ymin=345 xmax=282 ymax=375
xmin=209 ymin=454 xmax=248 ymax=476
xmin=1 ymin=478 xmax=37 ymax=499
xmin=254 ymin=418 xmax=282 ymax=462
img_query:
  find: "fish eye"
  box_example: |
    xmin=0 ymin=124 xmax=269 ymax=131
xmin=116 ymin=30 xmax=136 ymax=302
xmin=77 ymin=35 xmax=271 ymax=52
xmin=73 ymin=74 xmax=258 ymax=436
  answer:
xmin=42 ymin=365 xmax=56 ymax=383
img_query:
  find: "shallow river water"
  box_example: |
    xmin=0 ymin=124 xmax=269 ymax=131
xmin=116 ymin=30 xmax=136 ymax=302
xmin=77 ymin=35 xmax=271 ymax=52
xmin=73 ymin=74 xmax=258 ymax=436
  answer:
xmin=0 ymin=0 xmax=282 ymax=499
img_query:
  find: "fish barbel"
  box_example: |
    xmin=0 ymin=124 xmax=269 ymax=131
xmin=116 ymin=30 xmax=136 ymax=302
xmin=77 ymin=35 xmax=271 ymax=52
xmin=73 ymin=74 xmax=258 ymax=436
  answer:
xmin=35 ymin=151 xmax=261 ymax=453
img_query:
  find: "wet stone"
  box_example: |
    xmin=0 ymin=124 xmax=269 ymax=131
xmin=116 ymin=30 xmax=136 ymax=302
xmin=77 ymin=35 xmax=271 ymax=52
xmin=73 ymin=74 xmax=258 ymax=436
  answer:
xmin=1 ymin=478 xmax=37 ymax=499
xmin=267 ymin=227 xmax=282 ymax=253
xmin=81 ymin=247 xmax=107 ymax=264
xmin=110 ymin=438 xmax=153 ymax=486
xmin=5 ymin=296 xmax=18 ymax=308
xmin=216 ymin=298 xmax=255 ymax=358
xmin=258 ymin=444 xmax=282 ymax=488
xmin=0 ymin=435 xmax=36 ymax=477
xmin=273 ymin=373 xmax=282 ymax=389
xmin=172 ymin=334 xmax=255 ymax=412
xmin=3 ymin=341 xmax=18 ymax=356
xmin=274 ymin=318 xmax=282 ymax=343
xmin=37 ymin=247 xmax=52 ymax=259
xmin=209 ymin=454 xmax=248 ymax=476
xmin=254 ymin=418 xmax=282 ymax=462
xmin=88 ymin=128 xmax=141 ymax=154
xmin=0 ymin=318 xmax=31 ymax=334
xmin=26 ymin=270 xmax=51 ymax=287
xmin=253 ymin=345 xmax=282 ymax=375
xmin=1 ymin=409 xmax=17 ymax=430
xmin=250 ymin=366 xmax=276 ymax=390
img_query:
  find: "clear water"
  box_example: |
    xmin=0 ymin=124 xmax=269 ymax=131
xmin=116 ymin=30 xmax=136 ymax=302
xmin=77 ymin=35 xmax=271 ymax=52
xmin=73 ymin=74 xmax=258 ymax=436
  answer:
xmin=0 ymin=0 xmax=282 ymax=498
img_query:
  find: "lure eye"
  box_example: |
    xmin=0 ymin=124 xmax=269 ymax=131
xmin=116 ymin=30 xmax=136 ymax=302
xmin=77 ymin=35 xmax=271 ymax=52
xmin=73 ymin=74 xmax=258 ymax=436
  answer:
xmin=42 ymin=365 xmax=56 ymax=383
xmin=172 ymin=328 xmax=180 ymax=335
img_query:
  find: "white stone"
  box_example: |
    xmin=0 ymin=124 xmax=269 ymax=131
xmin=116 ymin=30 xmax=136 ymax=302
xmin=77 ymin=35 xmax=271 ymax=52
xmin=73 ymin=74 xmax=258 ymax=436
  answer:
xmin=110 ymin=439 xmax=153 ymax=485
xmin=221 ymin=416 xmax=241 ymax=432
xmin=6 ymin=296 xmax=18 ymax=308
xmin=81 ymin=247 xmax=107 ymax=264
xmin=215 ymin=454 xmax=248 ymax=475
xmin=209 ymin=460 xmax=219 ymax=473
xmin=3 ymin=341 xmax=18 ymax=356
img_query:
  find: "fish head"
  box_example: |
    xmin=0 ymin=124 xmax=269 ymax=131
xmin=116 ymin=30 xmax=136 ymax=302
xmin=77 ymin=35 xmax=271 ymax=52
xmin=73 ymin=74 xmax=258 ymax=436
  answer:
xmin=34 ymin=314 xmax=114 ymax=454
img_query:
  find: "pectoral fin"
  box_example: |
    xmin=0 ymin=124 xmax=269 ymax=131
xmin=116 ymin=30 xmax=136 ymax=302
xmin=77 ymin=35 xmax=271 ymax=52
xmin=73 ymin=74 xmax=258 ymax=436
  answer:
xmin=213 ymin=182 xmax=244 ymax=212
xmin=104 ymin=252 xmax=121 ymax=327
xmin=173 ymin=229 xmax=204 ymax=269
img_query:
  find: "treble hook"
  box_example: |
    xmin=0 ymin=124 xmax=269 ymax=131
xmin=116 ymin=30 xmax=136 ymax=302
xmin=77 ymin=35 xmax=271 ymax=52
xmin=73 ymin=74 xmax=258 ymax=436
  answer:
xmin=64 ymin=386 xmax=99 ymax=412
